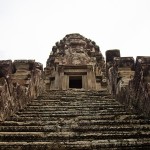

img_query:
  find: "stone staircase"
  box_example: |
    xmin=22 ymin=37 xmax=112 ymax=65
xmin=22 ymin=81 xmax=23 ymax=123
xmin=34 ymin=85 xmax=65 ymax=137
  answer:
xmin=0 ymin=90 xmax=150 ymax=149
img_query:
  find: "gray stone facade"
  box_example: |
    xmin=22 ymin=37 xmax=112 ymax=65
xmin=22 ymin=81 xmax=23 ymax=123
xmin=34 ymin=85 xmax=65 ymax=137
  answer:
xmin=44 ymin=33 xmax=106 ymax=91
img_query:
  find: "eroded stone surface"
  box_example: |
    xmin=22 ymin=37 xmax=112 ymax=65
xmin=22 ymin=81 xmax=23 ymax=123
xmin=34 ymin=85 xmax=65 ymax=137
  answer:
xmin=0 ymin=33 xmax=150 ymax=149
xmin=106 ymin=49 xmax=150 ymax=117
xmin=0 ymin=60 xmax=44 ymax=121
xmin=0 ymin=90 xmax=150 ymax=149
xmin=45 ymin=33 xmax=106 ymax=91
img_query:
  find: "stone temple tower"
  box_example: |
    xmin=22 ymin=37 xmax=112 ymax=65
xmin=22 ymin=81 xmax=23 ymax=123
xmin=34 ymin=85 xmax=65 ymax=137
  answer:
xmin=44 ymin=33 xmax=107 ymax=90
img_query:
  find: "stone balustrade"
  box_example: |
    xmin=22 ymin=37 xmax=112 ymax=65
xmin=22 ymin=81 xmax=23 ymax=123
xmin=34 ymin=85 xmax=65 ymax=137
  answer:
xmin=106 ymin=50 xmax=150 ymax=118
xmin=0 ymin=60 xmax=44 ymax=121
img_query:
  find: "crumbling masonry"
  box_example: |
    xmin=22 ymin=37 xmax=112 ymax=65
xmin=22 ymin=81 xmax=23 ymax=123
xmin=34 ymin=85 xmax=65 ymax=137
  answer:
xmin=0 ymin=33 xmax=150 ymax=149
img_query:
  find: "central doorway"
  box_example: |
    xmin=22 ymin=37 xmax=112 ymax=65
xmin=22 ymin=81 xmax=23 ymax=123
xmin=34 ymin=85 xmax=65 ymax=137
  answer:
xmin=69 ymin=76 xmax=82 ymax=89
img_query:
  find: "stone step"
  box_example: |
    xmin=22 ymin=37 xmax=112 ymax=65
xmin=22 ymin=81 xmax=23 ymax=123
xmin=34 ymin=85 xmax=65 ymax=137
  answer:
xmin=0 ymin=125 xmax=56 ymax=132
xmin=18 ymin=105 xmax=126 ymax=111
xmin=40 ymin=90 xmax=109 ymax=96
xmin=59 ymin=97 xmax=117 ymax=102
xmin=7 ymin=114 xmax=133 ymax=122
xmin=30 ymin=99 xmax=118 ymax=103
xmin=65 ymin=139 xmax=150 ymax=149
xmin=29 ymin=102 xmax=119 ymax=106
xmin=22 ymin=106 xmax=125 ymax=112
xmin=6 ymin=117 xmax=149 ymax=126
xmin=0 ymin=124 xmax=150 ymax=133
xmin=37 ymin=95 xmax=112 ymax=100
xmin=78 ymin=119 xmax=150 ymax=125
xmin=4 ymin=118 xmax=149 ymax=127
xmin=32 ymin=100 xmax=61 ymax=102
xmin=0 ymin=132 xmax=73 ymax=142
xmin=38 ymin=95 xmax=112 ymax=99
xmin=73 ymin=132 xmax=150 ymax=140
xmin=77 ymin=114 xmax=145 ymax=119
xmin=28 ymin=100 xmax=122 ymax=104
xmin=4 ymin=115 xmax=117 ymax=123
xmin=27 ymin=103 xmax=125 ymax=109
xmin=0 ymin=121 xmax=58 ymax=126
xmin=6 ymin=116 xmax=74 ymax=122
xmin=71 ymin=124 xmax=150 ymax=132
xmin=14 ymin=111 xmax=130 ymax=118
xmin=0 ymin=139 xmax=150 ymax=149
xmin=18 ymin=109 xmax=125 ymax=114
xmin=0 ymin=131 xmax=150 ymax=142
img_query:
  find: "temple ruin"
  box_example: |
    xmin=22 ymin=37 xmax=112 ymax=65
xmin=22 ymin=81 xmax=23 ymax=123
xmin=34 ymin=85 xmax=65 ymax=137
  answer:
xmin=0 ymin=33 xmax=150 ymax=149
xmin=44 ymin=33 xmax=106 ymax=90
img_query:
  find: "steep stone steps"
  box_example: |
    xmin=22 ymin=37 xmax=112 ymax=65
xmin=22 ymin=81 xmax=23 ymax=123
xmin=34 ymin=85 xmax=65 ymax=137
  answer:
xmin=0 ymin=90 xmax=150 ymax=149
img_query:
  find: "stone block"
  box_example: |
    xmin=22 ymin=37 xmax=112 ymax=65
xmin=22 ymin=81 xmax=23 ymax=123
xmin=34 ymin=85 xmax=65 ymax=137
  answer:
xmin=0 ymin=60 xmax=13 ymax=77
xmin=13 ymin=60 xmax=35 ymax=71
xmin=106 ymin=49 xmax=120 ymax=62
xmin=114 ymin=57 xmax=134 ymax=69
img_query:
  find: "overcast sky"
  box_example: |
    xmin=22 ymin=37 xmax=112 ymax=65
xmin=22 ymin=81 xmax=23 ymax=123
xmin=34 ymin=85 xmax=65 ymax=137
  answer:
xmin=0 ymin=0 xmax=150 ymax=67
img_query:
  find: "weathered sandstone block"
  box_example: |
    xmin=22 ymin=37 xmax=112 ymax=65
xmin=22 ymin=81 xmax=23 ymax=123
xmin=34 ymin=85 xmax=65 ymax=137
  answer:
xmin=0 ymin=60 xmax=44 ymax=121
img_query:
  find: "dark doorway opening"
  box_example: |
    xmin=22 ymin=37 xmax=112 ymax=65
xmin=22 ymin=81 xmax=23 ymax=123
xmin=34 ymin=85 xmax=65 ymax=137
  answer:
xmin=69 ymin=76 xmax=82 ymax=89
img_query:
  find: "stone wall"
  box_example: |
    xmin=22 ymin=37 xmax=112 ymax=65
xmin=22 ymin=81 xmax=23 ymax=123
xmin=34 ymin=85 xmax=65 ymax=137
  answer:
xmin=0 ymin=60 xmax=44 ymax=121
xmin=106 ymin=50 xmax=150 ymax=118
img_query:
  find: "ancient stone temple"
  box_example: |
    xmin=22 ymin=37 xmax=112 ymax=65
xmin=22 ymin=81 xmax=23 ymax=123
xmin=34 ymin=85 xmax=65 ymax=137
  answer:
xmin=44 ymin=33 xmax=106 ymax=90
xmin=0 ymin=33 xmax=150 ymax=149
